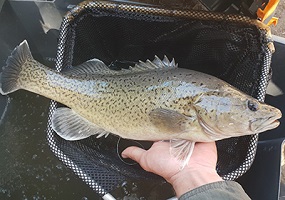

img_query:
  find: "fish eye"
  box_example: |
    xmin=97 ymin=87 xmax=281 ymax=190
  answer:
xmin=247 ymin=100 xmax=259 ymax=112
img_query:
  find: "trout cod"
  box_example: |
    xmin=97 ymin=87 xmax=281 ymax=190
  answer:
xmin=0 ymin=41 xmax=282 ymax=168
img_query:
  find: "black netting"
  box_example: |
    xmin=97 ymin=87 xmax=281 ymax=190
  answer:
xmin=47 ymin=1 xmax=273 ymax=197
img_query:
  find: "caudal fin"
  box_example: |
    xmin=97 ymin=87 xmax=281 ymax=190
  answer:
xmin=0 ymin=40 xmax=33 ymax=95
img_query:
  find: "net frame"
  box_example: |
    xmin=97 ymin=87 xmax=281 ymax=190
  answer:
xmin=46 ymin=0 xmax=274 ymax=197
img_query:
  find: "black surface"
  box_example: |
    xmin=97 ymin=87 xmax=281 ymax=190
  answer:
xmin=199 ymin=0 xmax=264 ymax=17
xmin=260 ymin=41 xmax=285 ymax=141
xmin=237 ymin=138 xmax=283 ymax=200
xmin=237 ymin=39 xmax=285 ymax=199
xmin=0 ymin=1 xmax=101 ymax=199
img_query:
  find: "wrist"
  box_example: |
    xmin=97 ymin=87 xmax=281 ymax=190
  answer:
xmin=168 ymin=168 xmax=223 ymax=197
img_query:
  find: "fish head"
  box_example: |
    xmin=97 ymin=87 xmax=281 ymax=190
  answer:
xmin=191 ymin=86 xmax=282 ymax=139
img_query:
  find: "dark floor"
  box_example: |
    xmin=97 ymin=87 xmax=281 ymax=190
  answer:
xmin=271 ymin=0 xmax=285 ymax=37
xmin=0 ymin=1 xmax=284 ymax=199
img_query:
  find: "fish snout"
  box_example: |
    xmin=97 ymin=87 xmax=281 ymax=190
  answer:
xmin=252 ymin=112 xmax=282 ymax=133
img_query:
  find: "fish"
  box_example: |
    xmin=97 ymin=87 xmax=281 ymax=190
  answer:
xmin=0 ymin=40 xmax=282 ymax=168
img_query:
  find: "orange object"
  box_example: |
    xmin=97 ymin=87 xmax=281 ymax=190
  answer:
xmin=267 ymin=17 xmax=279 ymax=26
xmin=257 ymin=0 xmax=280 ymax=22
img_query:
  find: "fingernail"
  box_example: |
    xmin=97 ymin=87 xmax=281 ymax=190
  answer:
xmin=121 ymin=153 xmax=128 ymax=159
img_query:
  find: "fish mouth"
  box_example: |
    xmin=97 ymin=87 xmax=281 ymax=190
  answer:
xmin=252 ymin=115 xmax=281 ymax=133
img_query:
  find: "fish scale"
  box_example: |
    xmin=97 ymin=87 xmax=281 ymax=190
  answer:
xmin=0 ymin=40 xmax=281 ymax=169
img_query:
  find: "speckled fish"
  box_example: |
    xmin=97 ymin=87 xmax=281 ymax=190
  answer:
xmin=0 ymin=41 xmax=282 ymax=168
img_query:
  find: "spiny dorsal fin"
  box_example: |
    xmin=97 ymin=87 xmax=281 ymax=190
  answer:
xmin=52 ymin=107 xmax=109 ymax=141
xmin=130 ymin=55 xmax=177 ymax=72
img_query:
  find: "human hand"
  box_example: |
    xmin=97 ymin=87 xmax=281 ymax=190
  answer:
xmin=122 ymin=141 xmax=223 ymax=197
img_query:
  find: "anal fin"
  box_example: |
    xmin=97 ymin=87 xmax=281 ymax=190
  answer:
xmin=52 ymin=107 xmax=109 ymax=141
xmin=170 ymin=139 xmax=195 ymax=170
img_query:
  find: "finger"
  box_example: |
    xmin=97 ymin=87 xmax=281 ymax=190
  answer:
xmin=121 ymin=146 xmax=146 ymax=162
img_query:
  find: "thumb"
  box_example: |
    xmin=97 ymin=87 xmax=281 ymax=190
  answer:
xmin=121 ymin=146 xmax=146 ymax=163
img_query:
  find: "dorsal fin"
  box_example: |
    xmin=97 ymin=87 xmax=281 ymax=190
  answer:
xmin=62 ymin=56 xmax=177 ymax=77
xmin=130 ymin=55 xmax=177 ymax=72
xmin=62 ymin=58 xmax=119 ymax=76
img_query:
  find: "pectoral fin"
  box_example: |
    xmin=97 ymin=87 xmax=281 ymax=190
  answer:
xmin=51 ymin=107 xmax=109 ymax=140
xmin=170 ymin=139 xmax=195 ymax=170
xmin=149 ymin=108 xmax=194 ymax=134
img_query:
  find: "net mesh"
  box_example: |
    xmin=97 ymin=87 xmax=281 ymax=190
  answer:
xmin=47 ymin=1 xmax=273 ymax=197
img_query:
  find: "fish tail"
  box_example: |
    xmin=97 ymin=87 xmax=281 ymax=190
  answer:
xmin=0 ymin=40 xmax=33 ymax=95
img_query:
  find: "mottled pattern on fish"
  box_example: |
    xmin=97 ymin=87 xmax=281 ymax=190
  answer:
xmin=0 ymin=40 xmax=282 ymax=168
xmin=18 ymin=60 xmax=216 ymax=141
